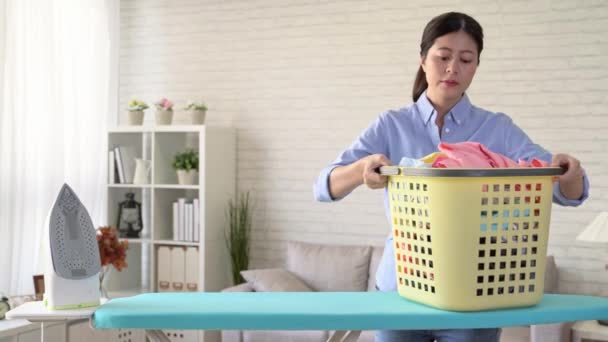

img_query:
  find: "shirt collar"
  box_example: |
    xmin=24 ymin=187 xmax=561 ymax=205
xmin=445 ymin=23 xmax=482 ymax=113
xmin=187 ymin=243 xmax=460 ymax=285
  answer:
xmin=416 ymin=90 xmax=472 ymax=127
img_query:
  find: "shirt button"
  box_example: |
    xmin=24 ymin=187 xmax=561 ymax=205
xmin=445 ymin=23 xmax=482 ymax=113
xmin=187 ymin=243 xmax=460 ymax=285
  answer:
xmin=456 ymin=119 xmax=461 ymax=124
xmin=445 ymin=128 xmax=450 ymax=133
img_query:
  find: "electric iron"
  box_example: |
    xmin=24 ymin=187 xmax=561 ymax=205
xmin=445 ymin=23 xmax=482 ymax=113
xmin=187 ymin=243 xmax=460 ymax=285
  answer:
xmin=44 ymin=183 xmax=101 ymax=310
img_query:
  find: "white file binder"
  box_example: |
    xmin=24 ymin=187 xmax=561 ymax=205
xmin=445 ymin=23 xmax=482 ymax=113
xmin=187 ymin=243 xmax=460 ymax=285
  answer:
xmin=170 ymin=247 xmax=186 ymax=292
xmin=185 ymin=247 xmax=199 ymax=292
xmin=157 ymin=246 xmax=172 ymax=292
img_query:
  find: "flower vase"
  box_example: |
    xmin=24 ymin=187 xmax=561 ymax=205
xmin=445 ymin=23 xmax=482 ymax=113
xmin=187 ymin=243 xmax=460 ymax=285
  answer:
xmin=189 ymin=110 xmax=206 ymax=125
xmin=99 ymin=266 xmax=111 ymax=299
xmin=155 ymin=109 xmax=173 ymax=125
xmin=127 ymin=110 xmax=144 ymax=125
xmin=177 ymin=169 xmax=198 ymax=185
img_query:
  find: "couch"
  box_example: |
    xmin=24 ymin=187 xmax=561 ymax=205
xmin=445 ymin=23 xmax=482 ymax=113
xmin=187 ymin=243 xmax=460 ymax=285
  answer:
xmin=221 ymin=241 xmax=571 ymax=342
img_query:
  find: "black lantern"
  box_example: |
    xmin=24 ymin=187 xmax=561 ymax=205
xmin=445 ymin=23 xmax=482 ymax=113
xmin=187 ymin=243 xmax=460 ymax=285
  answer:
xmin=117 ymin=192 xmax=143 ymax=238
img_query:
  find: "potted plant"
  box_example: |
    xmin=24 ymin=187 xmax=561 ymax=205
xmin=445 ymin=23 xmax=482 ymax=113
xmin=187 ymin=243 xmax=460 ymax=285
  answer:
xmin=155 ymin=97 xmax=174 ymax=125
xmin=127 ymin=99 xmax=148 ymax=125
xmin=224 ymin=191 xmax=252 ymax=285
xmin=172 ymin=150 xmax=199 ymax=185
xmin=184 ymin=100 xmax=208 ymax=125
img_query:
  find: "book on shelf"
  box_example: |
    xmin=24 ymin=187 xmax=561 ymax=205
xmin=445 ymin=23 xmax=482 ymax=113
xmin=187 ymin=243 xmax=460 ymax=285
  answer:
xmin=172 ymin=198 xmax=199 ymax=242
xmin=177 ymin=198 xmax=186 ymax=241
xmin=173 ymin=202 xmax=179 ymax=242
xmin=112 ymin=145 xmax=137 ymax=184
xmin=186 ymin=203 xmax=193 ymax=242
xmin=108 ymin=150 xmax=115 ymax=184
xmin=193 ymin=199 xmax=199 ymax=242
xmin=113 ymin=146 xmax=125 ymax=183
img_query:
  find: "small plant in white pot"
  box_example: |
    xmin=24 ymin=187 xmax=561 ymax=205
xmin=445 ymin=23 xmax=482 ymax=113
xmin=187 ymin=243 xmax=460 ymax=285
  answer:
xmin=172 ymin=150 xmax=198 ymax=185
xmin=127 ymin=99 xmax=149 ymax=125
xmin=155 ymin=97 xmax=174 ymax=125
xmin=184 ymin=100 xmax=208 ymax=125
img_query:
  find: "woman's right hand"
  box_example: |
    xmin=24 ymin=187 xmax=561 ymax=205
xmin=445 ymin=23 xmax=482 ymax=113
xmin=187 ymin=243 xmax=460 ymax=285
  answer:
xmin=361 ymin=154 xmax=392 ymax=189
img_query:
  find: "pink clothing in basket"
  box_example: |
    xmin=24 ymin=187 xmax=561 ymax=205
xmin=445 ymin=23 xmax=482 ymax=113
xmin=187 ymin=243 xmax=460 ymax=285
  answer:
xmin=432 ymin=142 xmax=549 ymax=168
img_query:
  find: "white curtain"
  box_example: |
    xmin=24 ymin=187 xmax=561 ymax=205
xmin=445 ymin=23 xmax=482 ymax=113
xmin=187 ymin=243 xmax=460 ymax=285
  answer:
xmin=0 ymin=0 xmax=112 ymax=296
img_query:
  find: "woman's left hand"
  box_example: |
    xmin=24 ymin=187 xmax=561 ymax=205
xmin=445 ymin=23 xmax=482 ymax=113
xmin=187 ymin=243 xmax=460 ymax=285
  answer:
xmin=552 ymin=153 xmax=585 ymax=200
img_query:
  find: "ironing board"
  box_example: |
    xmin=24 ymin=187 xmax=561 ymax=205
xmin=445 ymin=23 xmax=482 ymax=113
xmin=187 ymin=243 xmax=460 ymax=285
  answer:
xmin=90 ymin=292 xmax=608 ymax=342
xmin=6 ymin=301 xmax=98 ymax=342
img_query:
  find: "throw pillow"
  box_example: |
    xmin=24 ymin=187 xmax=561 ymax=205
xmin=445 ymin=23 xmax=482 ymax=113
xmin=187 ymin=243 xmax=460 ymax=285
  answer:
xmin=286 ymin=241 xmax=372 ymax=292
xmin=240 ymin=268 xmax=313 ymax=292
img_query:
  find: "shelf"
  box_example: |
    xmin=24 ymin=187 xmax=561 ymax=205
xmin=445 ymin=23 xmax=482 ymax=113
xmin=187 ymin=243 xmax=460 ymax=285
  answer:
xmin=153 ymin=239 xmax=199 ymax=247
xmin=108 ymin=184 xmax=197 ymax=189
xmin=108 ymin=125 xmax=205 ymax=133
xmin=107 ymin=126 xmax=236 ymax=301
xmin=154 ymin=184 xmax=200 ymax=190
xmin=154 ymin=125 xmax=205 ymax=132
xmin=108 ymin=126 xmax=151 ymax=133
xmin=108 ymin=184 xmax=152 ymax=188
xmin=124 ymin=238 xmax=151 ymax=244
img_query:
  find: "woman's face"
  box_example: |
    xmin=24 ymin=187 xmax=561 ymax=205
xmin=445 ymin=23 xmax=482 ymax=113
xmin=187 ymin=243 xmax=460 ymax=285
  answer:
xmin=421 ymin=30 xmax=479 ymax=103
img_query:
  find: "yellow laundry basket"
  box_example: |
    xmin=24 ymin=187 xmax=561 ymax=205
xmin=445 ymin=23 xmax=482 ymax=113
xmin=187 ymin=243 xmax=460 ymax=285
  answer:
xmin=380 ymin=166 xmax=564 ymax=311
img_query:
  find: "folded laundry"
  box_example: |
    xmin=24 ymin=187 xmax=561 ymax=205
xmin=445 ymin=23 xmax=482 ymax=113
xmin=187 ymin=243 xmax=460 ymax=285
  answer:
xmin=432 ymin=142 xmax=549 ymax=168
xmin=398 ymin=152 xmax=443 ymax=168
xmin=397 ymin=142 xmax=549 ymax=168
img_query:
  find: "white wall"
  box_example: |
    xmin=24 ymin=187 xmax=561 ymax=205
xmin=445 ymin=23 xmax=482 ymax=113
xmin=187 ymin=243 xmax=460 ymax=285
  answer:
xmin=119 ymin=0 xmax=608 ymax=296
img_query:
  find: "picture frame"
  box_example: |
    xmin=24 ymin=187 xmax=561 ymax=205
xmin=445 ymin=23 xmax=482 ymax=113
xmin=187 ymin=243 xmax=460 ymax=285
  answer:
xmin=33 ymin=274 xmax=44 ymax=300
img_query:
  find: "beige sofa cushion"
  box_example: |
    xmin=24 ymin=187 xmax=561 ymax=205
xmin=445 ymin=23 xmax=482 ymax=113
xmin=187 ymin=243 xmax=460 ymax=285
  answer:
xmin=286 ymin=241 xmax=372 ymax=292
xmin=241 ymin=268 xmax=313 ymax=292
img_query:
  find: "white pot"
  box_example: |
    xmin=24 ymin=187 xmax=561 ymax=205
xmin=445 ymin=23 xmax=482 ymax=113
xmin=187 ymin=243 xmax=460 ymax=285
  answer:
xmin=156 ymin=109 xmax=173 ymax=125
xmin=127 ymin=111 xmax=144 ymax=125
xmin=177 ymin=169 xmax=198 ymax=185
xmin=189 ymin=110 xmax=206 ymax=125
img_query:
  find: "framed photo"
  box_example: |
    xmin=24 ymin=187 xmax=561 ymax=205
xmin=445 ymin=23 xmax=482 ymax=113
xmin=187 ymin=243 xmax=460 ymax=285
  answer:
xmin=33 ymin=275 xmax=44 ymax=300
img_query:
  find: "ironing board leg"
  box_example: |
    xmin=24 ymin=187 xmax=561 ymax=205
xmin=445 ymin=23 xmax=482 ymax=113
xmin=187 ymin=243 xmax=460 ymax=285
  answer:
xmin=327 ymin=330 xmax=361 ymax=342
xmin=146 ymin=329 xmax=171 ymax=342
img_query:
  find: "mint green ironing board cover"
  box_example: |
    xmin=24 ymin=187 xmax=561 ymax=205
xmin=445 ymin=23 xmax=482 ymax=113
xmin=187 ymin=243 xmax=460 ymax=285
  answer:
xmin=93 ymin=292 xmax=608 ymax=330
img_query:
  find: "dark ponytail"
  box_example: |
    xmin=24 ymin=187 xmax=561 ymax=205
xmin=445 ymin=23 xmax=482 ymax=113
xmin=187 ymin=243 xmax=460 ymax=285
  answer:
xmin=412 ymin=12 xmax=484 ymax=102
xmin=412 ymin=66 xmax=428 ymax=103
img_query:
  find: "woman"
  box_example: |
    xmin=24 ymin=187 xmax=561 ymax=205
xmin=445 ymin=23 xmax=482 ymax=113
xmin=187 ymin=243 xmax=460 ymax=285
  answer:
xmin=313 ymin=12 xmax=588 ymax=342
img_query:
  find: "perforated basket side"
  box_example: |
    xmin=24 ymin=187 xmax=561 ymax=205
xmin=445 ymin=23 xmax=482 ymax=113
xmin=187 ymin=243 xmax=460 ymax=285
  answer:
xmin=388 ymin=172 xmax=555 ymax=311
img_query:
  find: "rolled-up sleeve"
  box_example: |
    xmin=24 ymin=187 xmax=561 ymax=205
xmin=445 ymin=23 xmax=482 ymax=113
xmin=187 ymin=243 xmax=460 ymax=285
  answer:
xmin=552 ymin=173 xmax=590 ymax=207
xmin=504 ymin=115 xmax=590 ymax=207
xmin=313 ymin=113 xmax=389 ymax=202
xmin=313 ymin=165 xmax=341 ymax=202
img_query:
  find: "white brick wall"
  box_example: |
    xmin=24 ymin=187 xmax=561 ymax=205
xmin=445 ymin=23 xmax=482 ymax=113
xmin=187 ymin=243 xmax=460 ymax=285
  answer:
xmin=119 ymin=0 xmax=608 ymax=295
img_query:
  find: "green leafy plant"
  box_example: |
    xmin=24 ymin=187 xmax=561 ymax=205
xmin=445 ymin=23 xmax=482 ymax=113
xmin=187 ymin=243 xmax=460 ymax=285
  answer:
xmin=184 ymin=100 xmax=208 ymax=112
xmin=172 ymin=150 xmax=199 ymax=171
xmin=127 ymin=99 xmax=149 ymax=112
xmin=225 ymin=191 xmax=252 ymax=285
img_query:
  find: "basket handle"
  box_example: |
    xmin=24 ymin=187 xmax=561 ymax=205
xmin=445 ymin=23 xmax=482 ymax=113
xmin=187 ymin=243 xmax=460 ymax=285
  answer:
xmin=377 ymin=165 xmax=566 ymax=177
xmin=378 ymin=166 xmax=400 ymax=175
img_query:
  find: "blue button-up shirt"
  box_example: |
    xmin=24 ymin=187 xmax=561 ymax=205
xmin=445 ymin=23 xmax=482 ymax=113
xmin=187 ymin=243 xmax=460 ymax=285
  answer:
xmin=314 ymin=92 xmax=589 ymax=291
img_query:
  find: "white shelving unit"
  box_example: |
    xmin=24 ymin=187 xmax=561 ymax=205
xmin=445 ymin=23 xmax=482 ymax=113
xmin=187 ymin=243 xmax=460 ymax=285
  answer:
xmin=105 ymin=125 xmax=235 ymax=342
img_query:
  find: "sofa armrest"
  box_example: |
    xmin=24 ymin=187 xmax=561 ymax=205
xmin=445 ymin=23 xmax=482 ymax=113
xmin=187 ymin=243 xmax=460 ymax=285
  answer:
xmin=530 ymin=322 xmax=574 ymax=342
xmin=221 ymin=282 xmax=254 ymax=292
